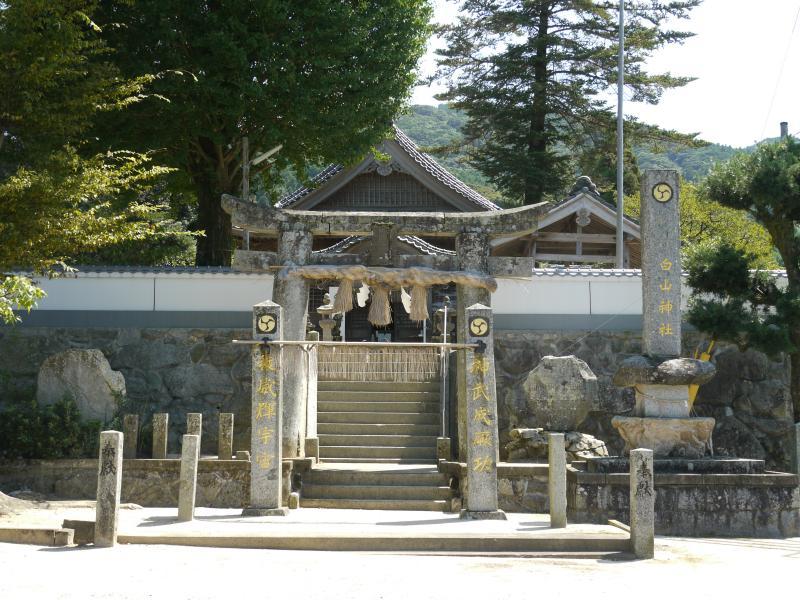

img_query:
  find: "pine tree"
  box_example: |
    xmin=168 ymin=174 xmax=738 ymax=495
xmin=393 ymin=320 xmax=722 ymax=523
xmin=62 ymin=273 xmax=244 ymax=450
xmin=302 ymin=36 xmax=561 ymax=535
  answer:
xmin=433 ymin=0 xmax=701 ymax=205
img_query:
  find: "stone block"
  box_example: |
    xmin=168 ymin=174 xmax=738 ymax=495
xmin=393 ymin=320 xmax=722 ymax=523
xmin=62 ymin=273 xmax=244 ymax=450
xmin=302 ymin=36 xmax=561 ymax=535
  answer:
xmin=548 ymin=433 xmax=567 ymax=528
xmin=37 ymin=349 xmax=125 ymax=422
xmin=95 ymin=431 xmax=123 ymax=547
xmin=152 ymin=413 xmax=168 ymax=459
xmin=630 ymin=448 xmax=655 ymax=559
xmin=523 ymin=355 xmax=598 ymax=430
xmin=218 ymin=413 xmax=234 ymax=460
xmin=178 ymin=434 xmax=200 ymax=522
xmin=614 ymin=356 xmax=715 ymax=387
xmin=122 ymin=415 xmax=138 ymax=459
xmin=186 ymin=413 xmax=202 ymax=449
xmin=634 ymin=384 xmax=690 ymax=418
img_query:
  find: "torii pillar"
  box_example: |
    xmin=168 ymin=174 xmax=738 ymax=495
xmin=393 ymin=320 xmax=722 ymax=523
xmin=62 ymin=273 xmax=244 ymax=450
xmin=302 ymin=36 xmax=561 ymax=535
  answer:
xmin=272 ymin=225 xmax=313 ymax=458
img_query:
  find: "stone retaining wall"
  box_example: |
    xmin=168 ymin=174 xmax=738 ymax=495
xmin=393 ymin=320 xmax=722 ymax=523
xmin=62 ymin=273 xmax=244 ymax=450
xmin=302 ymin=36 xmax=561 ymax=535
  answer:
xmin=567 ymin=467 xmax=800 ymax=538
xmin=0 ymin=326 xmax=794 ymax=469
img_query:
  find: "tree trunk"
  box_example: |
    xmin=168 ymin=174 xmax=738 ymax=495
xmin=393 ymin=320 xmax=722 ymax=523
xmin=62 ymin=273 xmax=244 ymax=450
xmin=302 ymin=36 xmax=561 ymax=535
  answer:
xmin=189 ymin=141 xmax=235 ymax=267
xmin=524 ymin=3 xmax=550 ymax=206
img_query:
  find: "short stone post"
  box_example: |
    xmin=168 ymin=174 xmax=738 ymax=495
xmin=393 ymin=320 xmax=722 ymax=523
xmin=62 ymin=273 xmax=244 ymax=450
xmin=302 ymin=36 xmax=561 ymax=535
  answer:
xmin=630 ymin=448 xmax=655 ymax=559
xmin=178 ymin=434 xmax=200 ymax=522
xmin=243 ymin=300 xmax=288 ymax=516
xmin=794 ymin=422 xmax=800 ymax=476
xmin=95 ymin=431 xmax=123 ymax=547
xmin=186 ymin=413 xmax=202 ymax=450
xmin=152 ymin=413 xmax=168 ymax=459
xmin=218 ymin=413 xmax=234 ymax=460
xmin=461 ymin=303 xmax=505 ymax=520
xmin=122 ymin=414 xmax=138 ymax=459
xmin=548 ymin=433 xmax=567 ymax=528
xmin=305 ymin=330 xmax=319 ymax=460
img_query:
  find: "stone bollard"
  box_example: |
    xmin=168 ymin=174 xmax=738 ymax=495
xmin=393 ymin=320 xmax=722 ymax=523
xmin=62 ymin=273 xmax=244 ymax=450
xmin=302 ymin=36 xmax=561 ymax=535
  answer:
xmin=218 ymin=413 xmax=234 ymax=460
xmin=122 ymin=415 xmax=138 ymax=459
xmin=152 ymin=413 xmax=169 ymax=459
xmin=548 ymin=433 xmax=567 ymax=528
xmin=95 ymin=431 xmax=123 ymax=547
xmin=437 ymin=437 xmax=451 ymax=461
xmin=794 ymin=422 xmax=800 ymax=476
xmin=186 ymin=413 xmax=202 ymax=451
xmin=178 ymin=434 xmax=200 ymax=522
xmin=630 ymin=448 xmax=655 ymax=559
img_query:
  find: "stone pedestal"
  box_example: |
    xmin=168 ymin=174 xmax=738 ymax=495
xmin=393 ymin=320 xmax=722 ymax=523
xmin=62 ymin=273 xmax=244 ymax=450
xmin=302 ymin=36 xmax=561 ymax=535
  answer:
xmin=548 ymin=433 xmax=567 ymax=528
xmin=612 ymin=416 xmax=715 ymax=459
xmin=460 ymin=303 xmax=505 ymax=521
xmin=122 ymin=415 xmax=138 ymax=459
xmin=272 ymin=227 xmax=312 ymax=459
xmin=318 ymin=319 xmax=336 ymax=342
xmin=178 ymin=434 xmax=200 ymax=522
xmin=95 ymin=430 xmax=123 ymax=547
xmin=218 ymin=413 xmax=234 ymax=460
xmin=634 ymin=384 xmax=690 ymax=418
xmin=630 ymin=448 xmax=655 ymax=559
xmin=152 ymin=413 xmax=168 ymax=459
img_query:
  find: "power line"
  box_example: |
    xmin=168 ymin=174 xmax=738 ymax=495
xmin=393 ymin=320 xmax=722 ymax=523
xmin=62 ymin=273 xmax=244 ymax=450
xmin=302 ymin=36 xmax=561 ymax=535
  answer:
xmin=760 ymin=2 xmax=800 ymax=140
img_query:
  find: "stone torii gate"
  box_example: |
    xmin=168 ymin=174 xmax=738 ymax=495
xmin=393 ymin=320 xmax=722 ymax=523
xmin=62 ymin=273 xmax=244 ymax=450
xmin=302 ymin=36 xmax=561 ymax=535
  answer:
xmin=222 ymin=195 xmax=548 ymax=462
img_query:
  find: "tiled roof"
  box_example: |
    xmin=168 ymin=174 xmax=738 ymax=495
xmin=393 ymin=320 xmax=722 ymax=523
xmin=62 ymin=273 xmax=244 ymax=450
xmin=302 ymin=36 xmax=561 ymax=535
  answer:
xmin=276 ymin=126 xmax=500 ymax=211
xmin=275 ymin=164 xmax=344 ymax=209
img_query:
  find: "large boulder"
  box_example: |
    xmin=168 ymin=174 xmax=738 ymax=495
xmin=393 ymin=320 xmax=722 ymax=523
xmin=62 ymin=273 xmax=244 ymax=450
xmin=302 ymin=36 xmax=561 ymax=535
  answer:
xmin=37 ymin=349 xmax=125 ymax=422
xmin=522 ymin=355 xmax=598 ymax=430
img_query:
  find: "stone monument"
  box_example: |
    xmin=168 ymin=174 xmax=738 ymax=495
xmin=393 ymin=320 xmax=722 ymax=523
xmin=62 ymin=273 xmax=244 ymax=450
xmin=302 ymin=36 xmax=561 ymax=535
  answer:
xmin=611 ymin=171 xmax=717 ymax=458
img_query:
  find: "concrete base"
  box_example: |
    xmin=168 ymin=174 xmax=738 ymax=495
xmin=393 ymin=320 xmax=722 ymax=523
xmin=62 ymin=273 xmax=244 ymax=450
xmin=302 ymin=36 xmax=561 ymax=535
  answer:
xmin=62 ymin=519 xmax=95 ymax=545
xmin=611 ymin=416 xmax=715 ymax=459
xmin=241 ymin=507 xmax=289 ymax=517
xmin=460 ymin=509 xmax=507 ymax=521
xmin=0 ymin=527 xmax=74 ymax=546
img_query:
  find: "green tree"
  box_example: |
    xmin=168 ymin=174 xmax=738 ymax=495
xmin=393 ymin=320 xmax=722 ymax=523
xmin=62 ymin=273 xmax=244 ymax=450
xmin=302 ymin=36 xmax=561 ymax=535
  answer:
xmin=0 ymin=1 xmax=188 ymax=323
xmin=625 ymin=181 xmax=778 ymax=269
xmin=685 ymin=137 xmax=800 ymax=421
xmin=93 ymin=1 xmax=432 ymax=266
xmin=433 ymin=0 xmax=700 ymax=205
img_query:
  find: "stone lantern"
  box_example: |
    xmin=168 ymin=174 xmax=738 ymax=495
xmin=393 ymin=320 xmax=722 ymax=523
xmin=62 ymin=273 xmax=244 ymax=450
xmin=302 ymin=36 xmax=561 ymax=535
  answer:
xmin=316 ymin=293 xmax=339 ymax=341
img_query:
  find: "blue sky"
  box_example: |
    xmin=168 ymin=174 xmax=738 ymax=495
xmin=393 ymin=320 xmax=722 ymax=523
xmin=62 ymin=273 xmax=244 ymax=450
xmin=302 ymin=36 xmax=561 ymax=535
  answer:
xmin=412 ymin=0 xmax=800 ymax=147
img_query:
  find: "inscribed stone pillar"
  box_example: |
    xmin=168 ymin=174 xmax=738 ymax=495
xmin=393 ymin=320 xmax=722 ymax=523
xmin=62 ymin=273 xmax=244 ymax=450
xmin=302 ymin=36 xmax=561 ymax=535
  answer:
xmin=456 ymin=232 xmax=491 ymax=461
xmin=95 ymin=431 xmax=123 ymax=547
xmin=186 ymin=413 xmax=202 ymax=450
xmin=272 ymin=226 xmax=312 ymax=458
xmin=305 ymin=330 xmax=319 ymax=459
xmin=152 ymin=413 xmax=168 ymax=459
xmin=218 ymin=413 xmax=234 ymax=460
xmin=640 ymin=170 xmax=681 ymax=358
xmin=122 ymin=414 xmax=138 ymax=459
xmin=243 ymin=300 xmax=288 ymax=516
xmin=630 ymin=448 xmax=655 ymax=559
xmin=178 ymin=434 xmax=200 ymax=522
xmin=548 ymin=433 xmax=567 ymax=528
xmin=461 ymin=303 xmax=505 ymax=520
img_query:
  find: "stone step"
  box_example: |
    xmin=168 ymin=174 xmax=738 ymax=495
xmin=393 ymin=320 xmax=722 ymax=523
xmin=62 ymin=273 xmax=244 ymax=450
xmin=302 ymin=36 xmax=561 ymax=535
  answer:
xmin=318 ymin=400 xmax=439 ymax=414
xmin=318 ymin=390 xmax=440 ymax=402
xmin=318 ymin=423 xmax=441 ymax=436
xmin=319 ymin=434 xmax=438 ymax=448
xmin=304 ymin=468 xmax=448 ymax=487
xmin=318 ymin=412 xmax=440 ymax=425
xmin=302 ymin=484 xmax=455 ymax=501
xmin=299 ymin=498 xmax=448 ymax=511
xmin=320 ymin=445 xmax=437 ymax=460
xmin=318 ymin=381 xmax=440 ymax=393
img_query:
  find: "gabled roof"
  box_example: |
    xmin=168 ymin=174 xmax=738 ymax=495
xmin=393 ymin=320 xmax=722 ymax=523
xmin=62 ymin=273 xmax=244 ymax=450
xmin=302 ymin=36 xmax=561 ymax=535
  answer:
xmin=313 ymin=235 xmax=456 ymax=257
xmin=276 ymin=126 xmax=500 ymax=212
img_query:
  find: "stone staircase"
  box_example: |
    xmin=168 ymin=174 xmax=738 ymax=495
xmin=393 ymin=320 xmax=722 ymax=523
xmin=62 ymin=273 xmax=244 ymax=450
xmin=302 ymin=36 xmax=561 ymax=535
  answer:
xmin=301 ymin=380 xmax=453 ymax=510
xmin=316 ymin=380 xmax=441 ymax=463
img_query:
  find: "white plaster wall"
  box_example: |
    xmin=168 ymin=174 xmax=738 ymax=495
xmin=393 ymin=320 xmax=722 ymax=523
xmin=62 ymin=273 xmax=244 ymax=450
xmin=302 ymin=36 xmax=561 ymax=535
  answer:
xmin=33 ymin=277 xmax=154 ymax=311
xmin=155 ymin=277 xmax=273 ymax=311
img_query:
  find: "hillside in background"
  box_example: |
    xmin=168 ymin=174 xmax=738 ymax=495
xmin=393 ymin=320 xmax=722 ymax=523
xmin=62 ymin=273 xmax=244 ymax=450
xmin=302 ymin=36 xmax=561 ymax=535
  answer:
xmin=396 ymin=104 xmax=753 ymax=199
